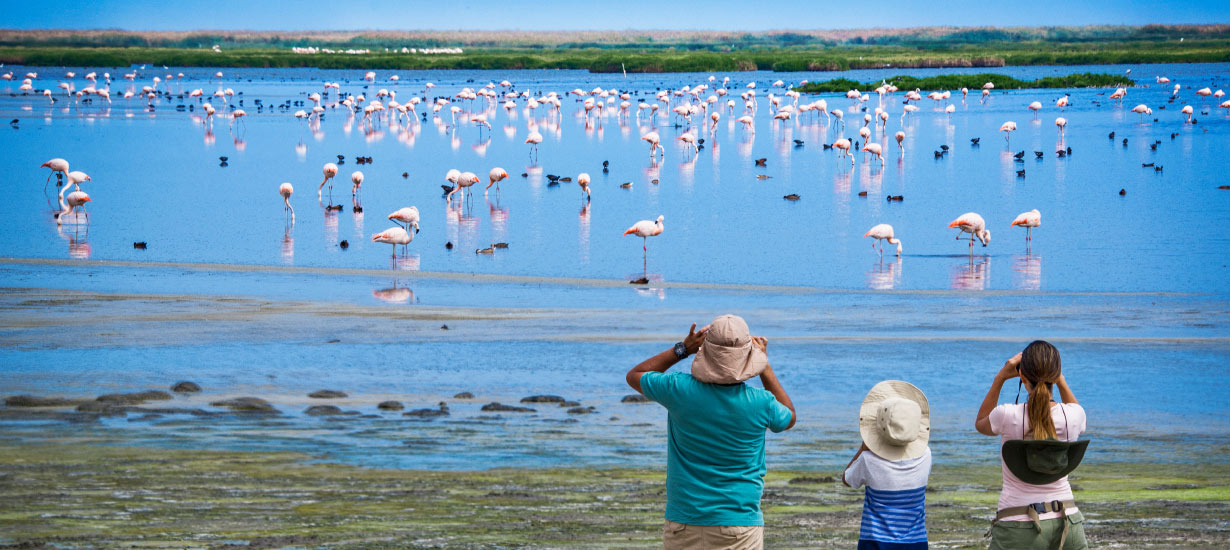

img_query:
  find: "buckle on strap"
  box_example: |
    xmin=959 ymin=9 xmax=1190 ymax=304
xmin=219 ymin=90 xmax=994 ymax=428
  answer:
xmin=1030 ymin=502 xmax=1048 ymax=515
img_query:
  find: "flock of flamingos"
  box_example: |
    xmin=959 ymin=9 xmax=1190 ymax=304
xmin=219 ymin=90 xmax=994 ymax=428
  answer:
xmin=22 ymin=67 xmax=1227 ymax=274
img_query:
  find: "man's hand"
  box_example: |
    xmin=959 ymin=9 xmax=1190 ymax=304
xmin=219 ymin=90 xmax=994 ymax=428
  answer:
xmin=683 ymin=323 xmax=709 ymax=355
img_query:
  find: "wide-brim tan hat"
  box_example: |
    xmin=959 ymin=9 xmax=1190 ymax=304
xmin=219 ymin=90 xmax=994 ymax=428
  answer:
xmin=859 ymin=380 xmax=930 ymax=461
xmin=690 ymin=314 xmax=768 ymax=384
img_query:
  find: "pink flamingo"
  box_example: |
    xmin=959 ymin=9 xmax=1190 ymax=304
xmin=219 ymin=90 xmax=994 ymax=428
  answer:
xmin=1010 ymin=209 xmax=1041 ymax=242
xmin=833 ymin=138 xmax=854 ymax=164
xmin=1055 ymin=117 xmax=1067 ymax=137
xmin=446 ymin=171 xmax=480 ymax=204
xmin=40 ymin=158 xmax=69 ymax=191
xmin=60 ymin=170 xmax=90 ymax=202
xmin=641 ymin=131 xmax=664 ymax=160
xmin=1130 ymin=104 xmax=1152 ymax=121
xmin=623 ymin=215 xmax=664 ymax=271
xmin=1027 ymin=101 xmax=1042 ymax=119
xmin=388 ymin=206 xmax=420 ymax=234
xmin=319 ymin=162 xmax=338 ymax=202
xmin=948 ymin=212 xmax=991 ymax=251
xmin=371 ymin=227 xmax=413 ymax=258
xmin=279 ymin=182 xmax=294 ymax=224
xmin=1000 ymin=121 xmax=1017 ymax=145
xmin=895 ymin=131 xmax=905 ymax=156
xmin=56 ymin=191 xmax=90 ymax=226
xmin=862 ymin=143 xmax=885 ymax=167
xmin=1181 ymin=105 xmax=1194 ymax=123
xmin=577 ymin=173 xmax=591 ymax=202
xmin=351 ymin=171 xmax=364 ymax=200
xmin=864 ymin=224 xmax=902 ymax=257
xmin=525 ymin=130 xmax=543 ymax=161
xmin=485 ymin=167 xmax=508 ymax=195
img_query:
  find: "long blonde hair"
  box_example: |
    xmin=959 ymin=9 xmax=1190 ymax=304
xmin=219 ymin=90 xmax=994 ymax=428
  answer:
xmin=1019 ymin=340 xmax=1061 ymax=440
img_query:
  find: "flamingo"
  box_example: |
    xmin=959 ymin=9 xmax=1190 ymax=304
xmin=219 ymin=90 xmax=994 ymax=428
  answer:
xmin=60 ymin=170 xmax=90 ymax=201
xmin=1181 ymin=105 xmax=1194 ymax=123
xmin=577 ymin=173 xmax=591 ymax=202
xmin=446 ymin=171 xmax=480 ymax=203
xmin=864 ymin=224 xmax=902 ymax=257
xmin=1055 ymin=117 xmax=1067 ymax=137
xmin=1011 ymin=209 xmax=1041 ymax=242
xmin=677 ymin=132 xmax=698 ymax=155
xmin=833 ymin=138 xmax=854 ymax=164
xmin=388 ymin=206 xmax=420 ymax=234
xmin=623 ymin=215 xmax=664 ymax=271
xmin=862 ymin=143 xmax=885 ymax=166
xmin=1027 ymin=101 xmax=1042 ymax=119
xmin=1196 ymin=87 xmax=1213 ymax=100
xmin=279 ymin=182 xmax=294 ymax=224
xmin=371 ymin=227 xmax=413 ymax=258
xmin=736 ymin=115 xmax=754 ymax=133
xmin=1056 ymin=96 xmax=1069 ymax=110
xmin=1130 ymin=104 xmax=1152 ymax=121
xmin=230 ymin=109 xmax=246 ymax=131
xmin=525 ymin=130 xmax=543 ymax=161
xmin=471 ymin=113 xmax=491 ymax=136
xmin=56 ymin=191 xmax=90 ymax=226
xmin=351 ymin=171 xmax=364 ymax=199
xmin=948 ymin=212 xmax=991 ymax=251
xmin=1000 ymin=121 xmax=1017 ymax=146
xmin=40 ymin=158 xmax=69 ymax=191
xmin=641 ymin=131 xmax=664 ymax=159
xmin=895 ymin=131 xmax=905 ymax=156
xmin=486 ymin=167 xmax=508 ymax=195
xmin=318 ymin=163 xmax=338 ymax=202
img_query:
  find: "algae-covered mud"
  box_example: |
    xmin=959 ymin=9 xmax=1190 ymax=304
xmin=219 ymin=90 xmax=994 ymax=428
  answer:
xmin=0 ymin=443 xmax=1225 ymax=549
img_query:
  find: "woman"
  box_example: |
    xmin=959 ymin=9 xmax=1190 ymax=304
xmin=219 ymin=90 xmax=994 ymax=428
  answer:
xmin=975 ymin=341 xmax=1088 ymax=550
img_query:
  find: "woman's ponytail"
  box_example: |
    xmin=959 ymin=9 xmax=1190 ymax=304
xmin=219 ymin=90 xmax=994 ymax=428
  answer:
xmin=1019 ymin=340 xmax=1062 ymax=440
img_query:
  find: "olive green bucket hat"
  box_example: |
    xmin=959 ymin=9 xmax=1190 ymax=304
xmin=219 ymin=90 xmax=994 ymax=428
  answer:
xmin=1001 ymin=439 xmax=1089 ymax=485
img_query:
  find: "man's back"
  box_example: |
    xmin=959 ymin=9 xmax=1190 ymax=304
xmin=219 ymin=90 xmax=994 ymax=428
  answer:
xmin=642 ymin=371 xmax=793 ymax=526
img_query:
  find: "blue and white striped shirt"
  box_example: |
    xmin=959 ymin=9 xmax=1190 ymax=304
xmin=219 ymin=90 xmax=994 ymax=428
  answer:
xmin=844 ymin=447 xmax=931 ymax=544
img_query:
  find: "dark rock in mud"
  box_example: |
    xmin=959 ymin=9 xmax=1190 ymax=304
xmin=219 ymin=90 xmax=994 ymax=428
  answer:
xmin=96 ymin=390 xmax=173 ymax=404
xmin=404 ymin=403 xmax=449 ymax=417
xmin=170 ymin=381 xmax=202 ymax=393
xmin=4 ymin=395 xmax=83 ymax=407
xmin=567 ymin=406 xmax=597 ymax=415
xmin=210 ymin=397 xmax=278 ymax=413
xmin=305 ymin=405 xmax=359 ymax=416
xmin=788 ymin=476 xmax=836 ymax=485
xmin=559 ymin=401 xmax=581 ymax=407
xmin=520 ymin=395 xmax=565 ymax=404
xmin=75 ymin=401 xmax=129 ymax=416
xmin=377 ymin=400 xmax=404 ymax=410
xmin=308 ymin=390 xmax=348 ymax=399
xmin=481 ymin=402 xmax=536 ymax=413
xmin=0 ymin=409 xmax=103 ymax=422
xmin=620 ymin=394 xmax=651 ymax=403
xmin=453 ymin=392 xmax=475 ymax=399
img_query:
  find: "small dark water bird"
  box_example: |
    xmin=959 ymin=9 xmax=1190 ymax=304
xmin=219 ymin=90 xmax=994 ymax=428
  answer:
xmin=1034 ymin=151 xmax=1044 ymax=158
xmin=1142 ymin=162 xmax=1155 ymax=167
xmin=630 ymin=277 xmax=649 ymax=285
xmin=339 ymin=240 xmax=349 ymax=249
xmin=793 ymin=139 xmax=805 ymax=147
xmin=1123 ymin=138 xmax=1129 ymax=146
xmin=886 ymin=195 xmax=904 ymax=202
xmin=754 ymin=158 xmax=767 ymax=166
xmin=823 ymin=143 xmax=833 ymax=150
xmin=1108 ymin=131 xmax=1116 ymax=139
xmin=493 ymin=242 xmax=509 ymax=249
xmin=970 ymin=137 xmax=981 ymax=145
xmin=445 ymin=242 xmax=454 ymax=250
xmin=1119 ymin=189 xmax=1127 ymax=196
xmin=1016 ymin=169 xmax=1026 ymax=177
xmin=857 ymin=191 xmax=868 ymax=197
xmin=1013 ymin=151 xmax=1025 ymax=159
xmin=133 ymin=242 xmax=147 ymax=249
xmin=476 ymin=247 xmax=494 ymax=255
xmin=783 ymin=194 xmax=800 ymax=201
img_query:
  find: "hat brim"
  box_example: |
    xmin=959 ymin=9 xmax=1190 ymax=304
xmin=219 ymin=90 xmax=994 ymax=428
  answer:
xmin=1001 ymin=439 xmax=1089 ymax=485
xmin=859 ymin=380 xmax=930 ymax=461
xmin=690 ymin=342 xmax=768 ymax=384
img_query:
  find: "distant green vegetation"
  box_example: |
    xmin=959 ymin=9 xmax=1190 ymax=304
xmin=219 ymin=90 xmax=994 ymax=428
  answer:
xmin=795 ymin=72 xmax=1135 ymax=93
xmin=0 ymin=24 xmax=1228 ymax=73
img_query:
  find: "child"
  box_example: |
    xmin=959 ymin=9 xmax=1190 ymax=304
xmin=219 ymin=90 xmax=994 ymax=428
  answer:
xmin=843 ymin=380 xmax=932 ymax=550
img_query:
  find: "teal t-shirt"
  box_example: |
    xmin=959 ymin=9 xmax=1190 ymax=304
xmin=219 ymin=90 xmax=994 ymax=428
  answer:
xmin=640 ymin=371 xmax=793 ymax=526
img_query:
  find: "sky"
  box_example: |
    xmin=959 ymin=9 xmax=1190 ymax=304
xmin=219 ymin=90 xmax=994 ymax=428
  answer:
xmin=2 ymin=0 xmax=1227 ymax=31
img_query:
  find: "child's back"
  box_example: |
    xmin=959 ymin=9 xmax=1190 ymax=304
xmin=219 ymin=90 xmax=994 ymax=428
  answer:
xmin=844 ymin=447 xmax=931 ymax=548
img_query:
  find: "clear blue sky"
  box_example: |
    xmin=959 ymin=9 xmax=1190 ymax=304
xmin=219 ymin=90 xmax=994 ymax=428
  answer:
xmin=2 ymin=0 xmax=1227 ymax=31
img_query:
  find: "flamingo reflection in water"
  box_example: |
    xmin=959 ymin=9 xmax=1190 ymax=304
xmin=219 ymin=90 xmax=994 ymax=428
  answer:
xmin=951 ymin=257 xmax=991 ymax=291
xmin=372 ymin=281 xmax=417 ymax=304
xmin=866 ymin=257 xmax=902 ymax=290
xmin=1012 ymin=254 xmax=1042 ymax=291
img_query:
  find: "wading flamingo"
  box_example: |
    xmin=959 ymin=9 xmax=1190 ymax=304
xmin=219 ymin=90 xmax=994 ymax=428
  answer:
xmin=642 ymin=131 xmax=664 ymax=159
xmin=388 ymin=206 xmax=420 ymax=234
xmin=371 ymin=226 xmax=412 ymax=258
xmin=446 ymin=171 xmax=481 ymax=204
xmin=623 ymin=215 xmax=664 ymax=272
xmin=862 ymin=142 xmax=885 ymax=166
xmin=485 ymin=167 xmax=508 ymax=195
xmin=351 ymin=171 xmax=364 ymax=199
xmin=1000 ymin=121 xmax=1017 ymax=146
xmin=1055 ymin=117 xmax=1067 ymax=137
xmin=525 ymin=130 xmax=543 ymax=161
xmin=56 ymin=191 xmax=90 ymax=226
xmin=948 ymin=212 xmax=991 ymax=251
xmin=319 ymin=162 xmax=338 ymax=202
xmin=1010 ymin=209 xmax=1041 ymax=242
xmin=279 ymin=182 xmax=294 ymax=224
xmin=864 ymin=224 xmax=901 ymax=257
xmin=41 ymin=158 xmax=69 ymax=190
xmin=895 ymin=131 xmax=905 ymax=156
xmin=833 ymin=138 xmax=854 ymax=164
xmin=577 ymin=173 xmax=591 ymax=202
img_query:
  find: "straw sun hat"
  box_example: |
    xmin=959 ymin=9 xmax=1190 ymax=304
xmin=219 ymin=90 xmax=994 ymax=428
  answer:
xmin=690 ymin=314 xmax=768 ymax=384
xmin=859 ymin=380 xmax=930 ymax=461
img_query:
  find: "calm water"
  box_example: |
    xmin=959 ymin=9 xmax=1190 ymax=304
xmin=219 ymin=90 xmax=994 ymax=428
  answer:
xmin=1 ymin=64 xmax=1228 ymax=470
xmin=1 ymin=64 xmax=1228 ymax=291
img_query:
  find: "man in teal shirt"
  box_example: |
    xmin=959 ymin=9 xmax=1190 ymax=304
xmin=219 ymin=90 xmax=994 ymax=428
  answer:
xmin=626 ymin=315 xmax=796 ymax=550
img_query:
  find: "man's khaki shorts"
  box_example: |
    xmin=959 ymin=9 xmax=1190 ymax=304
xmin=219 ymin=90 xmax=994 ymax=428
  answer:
xmin=663 ymin=519 xmax=763 ymax=550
